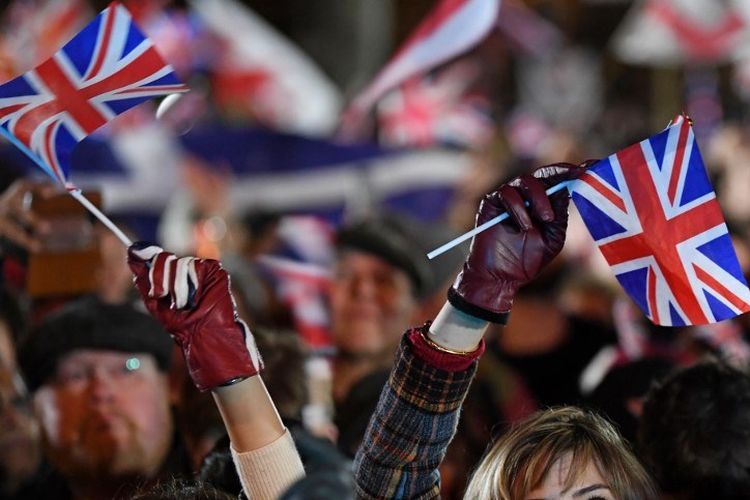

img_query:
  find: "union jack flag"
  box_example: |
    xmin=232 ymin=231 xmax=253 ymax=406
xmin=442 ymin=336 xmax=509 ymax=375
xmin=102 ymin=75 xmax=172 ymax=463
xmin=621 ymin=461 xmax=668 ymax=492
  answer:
xmin=376 ymin=62 xmax=494 ymax=149
xmin=0 ymin=2 xmax=187 ymax=186
xmin=570 ymin=115 xmax=750 ymax=326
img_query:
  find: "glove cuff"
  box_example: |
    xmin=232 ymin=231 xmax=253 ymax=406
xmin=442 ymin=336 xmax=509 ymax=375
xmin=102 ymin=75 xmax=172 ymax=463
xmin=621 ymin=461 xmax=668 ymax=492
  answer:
xmin=447 ymin=287 xmax=510 ymax=324
xmin=186 ymin=320 xmax=264 ymax=391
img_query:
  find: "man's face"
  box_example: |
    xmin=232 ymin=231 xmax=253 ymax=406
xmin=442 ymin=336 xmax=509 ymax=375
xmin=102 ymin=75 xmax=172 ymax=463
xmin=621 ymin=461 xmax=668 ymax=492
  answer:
xmin=330 ymin=251 xmax=418 ymax=358
xmin=33 ymin=350 xmax=172 ymax=480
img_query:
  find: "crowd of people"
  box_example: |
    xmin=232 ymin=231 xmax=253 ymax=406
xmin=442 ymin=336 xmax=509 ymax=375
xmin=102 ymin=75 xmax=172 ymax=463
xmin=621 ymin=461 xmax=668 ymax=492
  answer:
xmin=1 ymin=155 xmax=750 ymax=500
xmin=3 ymin=1 xmax=750 ymax=500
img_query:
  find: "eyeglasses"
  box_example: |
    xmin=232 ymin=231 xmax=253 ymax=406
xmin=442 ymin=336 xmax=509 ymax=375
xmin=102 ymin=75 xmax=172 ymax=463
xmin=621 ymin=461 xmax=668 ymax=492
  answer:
xmin=53 ymin=355 xmax=149 ymax=390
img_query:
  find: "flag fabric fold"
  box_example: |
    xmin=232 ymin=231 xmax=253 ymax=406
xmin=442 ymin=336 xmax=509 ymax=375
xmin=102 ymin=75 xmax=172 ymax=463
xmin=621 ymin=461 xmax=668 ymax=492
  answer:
xmin=0 ymin=1 xmax=187 ymax=186
xmin=570 ymin=115 xmax=750 ymax=325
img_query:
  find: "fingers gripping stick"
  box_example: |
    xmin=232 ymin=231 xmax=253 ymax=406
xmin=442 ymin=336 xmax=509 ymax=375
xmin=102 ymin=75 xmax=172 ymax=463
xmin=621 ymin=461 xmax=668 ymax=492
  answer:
xmin=130 ymin=243 xmax=198 ymax=309
xmin=427 ymin=181 xmax=572 ymax=260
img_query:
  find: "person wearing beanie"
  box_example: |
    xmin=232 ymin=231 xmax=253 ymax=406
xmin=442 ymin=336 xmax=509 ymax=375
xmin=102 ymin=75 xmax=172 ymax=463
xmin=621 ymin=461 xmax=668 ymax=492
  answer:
xmin=17 ymin=296 xmax=185 ymax=500
xmin=330 ymin=213 xmax=432 ymax=456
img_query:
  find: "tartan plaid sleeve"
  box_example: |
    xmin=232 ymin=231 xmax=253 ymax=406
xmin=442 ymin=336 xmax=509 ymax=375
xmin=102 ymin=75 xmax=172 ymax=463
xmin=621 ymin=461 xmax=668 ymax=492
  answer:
xmin=353 ymin=326 xmax=479 ymax=500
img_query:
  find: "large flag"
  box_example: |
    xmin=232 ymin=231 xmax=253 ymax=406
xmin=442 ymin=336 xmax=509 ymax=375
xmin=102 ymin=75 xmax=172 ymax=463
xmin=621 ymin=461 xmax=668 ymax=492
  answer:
xmin=177 ymin=123 xmax=470 ymax=223
xmin=570 ymin=115 xmax=750 ymax=326
xmin=0 ymin=2 xmax=187 ymax=186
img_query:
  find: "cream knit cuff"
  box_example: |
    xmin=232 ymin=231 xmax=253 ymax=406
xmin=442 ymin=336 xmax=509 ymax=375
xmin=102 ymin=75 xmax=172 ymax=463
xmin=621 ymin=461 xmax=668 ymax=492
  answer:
xmin=231 ymin=429 xmax=306 ymax=500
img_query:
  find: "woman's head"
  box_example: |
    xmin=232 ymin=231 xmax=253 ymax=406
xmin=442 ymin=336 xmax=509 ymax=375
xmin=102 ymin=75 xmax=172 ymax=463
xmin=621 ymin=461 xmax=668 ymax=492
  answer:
xmin=464 ymin=407 xmax=656 ymax=500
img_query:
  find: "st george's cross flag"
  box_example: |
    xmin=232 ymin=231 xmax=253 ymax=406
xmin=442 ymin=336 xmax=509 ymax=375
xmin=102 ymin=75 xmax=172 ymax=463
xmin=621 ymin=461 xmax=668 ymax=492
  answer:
xmin=570 ymin=115 xmax=750 ymax=326
xmin=0 ymin=2 xmax=187 ymax=186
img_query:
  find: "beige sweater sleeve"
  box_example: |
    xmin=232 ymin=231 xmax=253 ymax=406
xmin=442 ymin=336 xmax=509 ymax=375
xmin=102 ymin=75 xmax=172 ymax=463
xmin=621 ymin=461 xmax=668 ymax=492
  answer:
xmin=231 ymin=429 xmax=306 ymax=500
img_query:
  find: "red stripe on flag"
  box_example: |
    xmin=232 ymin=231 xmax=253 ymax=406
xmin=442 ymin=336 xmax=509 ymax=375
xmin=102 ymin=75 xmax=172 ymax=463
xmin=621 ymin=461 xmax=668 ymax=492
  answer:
xmin=647 ymin=265 xmax=661 ymax=324
xmin=36 ymin=58 xmax=108 ymax=134
xmin=667 ymin=120 xmax=690 ymax=205
xmin=581 ymin=174 xmax=626 ymax=212
xmin=43 ymin=123 xmax=65 ymax=183
xmin=115 ymin=84 xmax=189 ymax=95
xmin=83 ymin=46 xmax=170 ymax=100
xmin=0 ymin=104 xmax=26 ymax=120
xmin=694 ymin=265 xmax=750 ymax=313
xmin=86 ymin=4 xmax=116 ymax=80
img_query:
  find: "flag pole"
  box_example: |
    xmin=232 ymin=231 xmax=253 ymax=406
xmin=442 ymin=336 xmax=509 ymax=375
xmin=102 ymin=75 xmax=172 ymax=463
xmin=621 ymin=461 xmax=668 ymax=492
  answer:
xmin=426 ymin=181 xmax=572 ymax=260
xmin=68 ymin=188 xmax=132 ymax=246
xmin=0 ymin=127 xmax=132 ymax=247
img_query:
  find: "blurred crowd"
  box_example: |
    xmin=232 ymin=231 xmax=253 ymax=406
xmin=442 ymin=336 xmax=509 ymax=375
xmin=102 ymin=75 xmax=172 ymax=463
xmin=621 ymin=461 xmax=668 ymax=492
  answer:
xmin=3 ymin=0 xmax=750 ymax=499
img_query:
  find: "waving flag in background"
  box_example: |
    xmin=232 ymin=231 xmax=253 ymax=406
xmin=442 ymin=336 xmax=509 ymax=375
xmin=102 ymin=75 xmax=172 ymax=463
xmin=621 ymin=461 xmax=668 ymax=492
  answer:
xmin=341 ymin=0 xmax=563 ymax=147
xmin=570 ymin=115 xmax=750 ymax=326
xmin=611 ymin=0 xmax=749 ymax=66
xmin=0 ymin=0 xmax=91 ymax=80
xmin=189 ymin=0 xmax=341 ymax=136
xmin=0 ymin=2 xmax=188 ymax=186
xmin=376 ymin=61 xmax=494 ymax=148
xmin=340 ymin=0 xmax=501 ymax=141
xmin=258 ymin=254 xmax=333 ymax=351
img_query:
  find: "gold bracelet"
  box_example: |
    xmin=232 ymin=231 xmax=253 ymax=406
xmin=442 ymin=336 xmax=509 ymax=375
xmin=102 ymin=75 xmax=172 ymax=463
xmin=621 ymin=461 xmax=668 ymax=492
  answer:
xmin=418 ymin=327 xmax=480 ymax=356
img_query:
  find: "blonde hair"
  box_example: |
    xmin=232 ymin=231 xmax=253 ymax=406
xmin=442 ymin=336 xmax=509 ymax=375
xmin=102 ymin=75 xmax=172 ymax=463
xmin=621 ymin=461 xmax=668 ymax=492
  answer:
xmin=463 ymin=407 xmax=656 ymax=500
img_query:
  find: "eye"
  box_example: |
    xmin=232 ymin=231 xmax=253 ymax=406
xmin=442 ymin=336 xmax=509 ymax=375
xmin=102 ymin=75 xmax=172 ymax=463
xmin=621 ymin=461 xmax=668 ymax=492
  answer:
xmin=57 ymin=368 xmax=87 ymax=384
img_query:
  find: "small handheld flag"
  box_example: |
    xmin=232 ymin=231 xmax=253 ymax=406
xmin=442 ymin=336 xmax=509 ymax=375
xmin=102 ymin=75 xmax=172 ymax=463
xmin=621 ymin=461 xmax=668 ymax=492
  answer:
xmin=570 ymin=115 xmax=750 ymax=325
xmin=0 ymin=1 xmax=188 ymax=245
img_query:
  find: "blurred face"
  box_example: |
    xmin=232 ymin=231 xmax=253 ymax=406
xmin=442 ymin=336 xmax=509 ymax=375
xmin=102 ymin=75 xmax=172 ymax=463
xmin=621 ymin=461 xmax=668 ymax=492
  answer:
xmin=526 ymin=454 xmax=614 ymax=500
xmin=331 ymin=251 xmax=417 ymax=358
xmin=0 ymin=326 xmax=41 ymax=491
xmin=33 ymin=350 xmax=172 ymax=481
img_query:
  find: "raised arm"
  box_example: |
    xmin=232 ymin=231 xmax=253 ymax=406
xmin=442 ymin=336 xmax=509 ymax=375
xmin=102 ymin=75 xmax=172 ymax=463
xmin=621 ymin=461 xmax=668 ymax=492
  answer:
xmin=353 ymin=163 xmax=585 ymax=499
xmin=128 ymin=244 xmax=305 ymax=500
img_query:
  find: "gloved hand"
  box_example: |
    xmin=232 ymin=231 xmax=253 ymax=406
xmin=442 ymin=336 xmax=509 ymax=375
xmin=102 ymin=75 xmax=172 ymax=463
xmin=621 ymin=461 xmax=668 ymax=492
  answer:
xmin=448 ymin=162 xmax=589 ymax=323
xmin=128 ymin=242 xmax=262 ymax=391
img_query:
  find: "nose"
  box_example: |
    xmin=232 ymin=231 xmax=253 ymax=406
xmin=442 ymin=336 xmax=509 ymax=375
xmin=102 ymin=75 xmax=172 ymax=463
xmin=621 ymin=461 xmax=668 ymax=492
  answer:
xmin=87 ymin=369 xmax=116 ymax=405
xmin=350 ymin=273 xmax=377 ymax=300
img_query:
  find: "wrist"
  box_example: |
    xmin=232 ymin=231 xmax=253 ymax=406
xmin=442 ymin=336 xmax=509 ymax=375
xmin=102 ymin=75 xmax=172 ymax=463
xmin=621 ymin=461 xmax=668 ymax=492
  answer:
xmin=429 ymin=301 xmax=488 ymax=352
xmin=408 ymin=325 xmax=485 ymax=372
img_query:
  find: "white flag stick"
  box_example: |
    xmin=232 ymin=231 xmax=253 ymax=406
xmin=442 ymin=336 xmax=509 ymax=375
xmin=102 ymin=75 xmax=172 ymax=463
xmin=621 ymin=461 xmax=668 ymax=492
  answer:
xmin=0 ymin=127 xmax=132 ymax=247
xmin=427 ymin=180 xmax=572 ymax=260
xmin=68 ymin=188 xmax=132 ymax=246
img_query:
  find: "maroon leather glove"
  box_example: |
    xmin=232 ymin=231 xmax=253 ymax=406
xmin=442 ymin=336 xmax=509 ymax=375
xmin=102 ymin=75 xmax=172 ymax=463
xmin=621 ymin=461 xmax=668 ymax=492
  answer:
xmin=128 ymin=243 xmax=262 ymax=391
xmin=448 ymin=162 xmax=589 ymax=323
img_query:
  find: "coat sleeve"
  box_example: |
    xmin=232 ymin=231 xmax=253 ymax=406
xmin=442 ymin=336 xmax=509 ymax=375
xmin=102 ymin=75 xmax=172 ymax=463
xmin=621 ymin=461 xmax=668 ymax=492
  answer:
xmin=353 ymin=327 xmax=479 ymax=500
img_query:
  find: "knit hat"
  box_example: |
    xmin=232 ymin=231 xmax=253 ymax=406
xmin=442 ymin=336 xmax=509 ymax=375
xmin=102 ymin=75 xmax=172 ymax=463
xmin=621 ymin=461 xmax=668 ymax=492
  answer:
xmin=336 ymin=213 xmax=432 ymax=298
xmin=19 ymin=296 xmax=173 ymax=392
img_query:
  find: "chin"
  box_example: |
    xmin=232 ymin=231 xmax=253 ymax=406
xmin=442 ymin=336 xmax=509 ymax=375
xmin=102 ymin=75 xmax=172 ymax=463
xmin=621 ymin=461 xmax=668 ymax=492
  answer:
xmin=336 ymin=330 xmax=385 ymax=354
